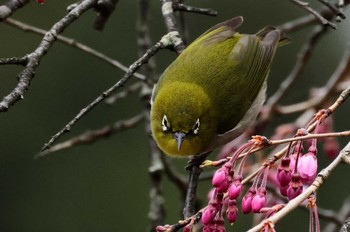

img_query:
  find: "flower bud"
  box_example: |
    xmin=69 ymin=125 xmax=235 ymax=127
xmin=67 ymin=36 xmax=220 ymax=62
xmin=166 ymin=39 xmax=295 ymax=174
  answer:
xmin=241 ymin=189 xmax=255 ymax=214
xmin=201 ymin=205 xmax=217 ymax=225
xmin=277 ymin=157 xmax=292 ymax=187
xmin=287 ymin=173 xmax=303 ymax=200
xmin=228 ymin=177 xmax=243 ymax=199
xmin=251 ymin=188 xmax=267 ymax=213
xmin=299 ymin=156 xmax=317 ymax=184
xmin=212 ymin=168 xmax=230 ymax=193
xmin=226 ymin=203 xmax=238 ymax=224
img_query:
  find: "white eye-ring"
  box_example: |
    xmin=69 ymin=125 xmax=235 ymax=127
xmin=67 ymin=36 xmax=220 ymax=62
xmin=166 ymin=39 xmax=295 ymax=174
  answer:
xmin=162 ymin=115 xmax=171 ymax=132
xmin=192 ymin=118 xmax=200 ymax=135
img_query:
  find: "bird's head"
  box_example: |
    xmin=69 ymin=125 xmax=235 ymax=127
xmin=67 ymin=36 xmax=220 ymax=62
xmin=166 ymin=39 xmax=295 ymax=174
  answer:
xmin=150 ymin=82 xmax=217 ymax=156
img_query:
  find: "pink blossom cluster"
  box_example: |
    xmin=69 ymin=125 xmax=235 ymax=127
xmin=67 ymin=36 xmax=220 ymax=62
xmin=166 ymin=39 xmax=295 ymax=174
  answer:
xmin=196 ymin=117 xmax=338 ymax=232
xmin=201 ymin=139 xmax=272 ymax=231
xmin=200 ymin=121 xmax=332 ymax=231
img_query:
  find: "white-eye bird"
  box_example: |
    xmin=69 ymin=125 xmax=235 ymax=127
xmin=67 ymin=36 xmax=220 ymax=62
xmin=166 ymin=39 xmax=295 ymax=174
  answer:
xmin=150 ymin=16 xmax=288 ymax=157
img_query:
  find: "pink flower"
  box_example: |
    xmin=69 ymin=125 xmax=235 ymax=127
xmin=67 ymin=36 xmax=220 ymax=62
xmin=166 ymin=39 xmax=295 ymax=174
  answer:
xmin=299 ymin=146 xmax=317 ymax=184
xmin=287 ymin=173 xmax=303 ymax=200
xmin=228 ymin=176 xmax=243 ymax=200
xmin=251 ymin=188 xmax=267 ymax=213
xmin=241 ymin=189 xmax=256 ymax=214
xmin=277 ymin=157 xmax=292 ymax=187
xmin=201 ymin=205 xmax=217 ymax=225
xmin=226 ymin=207 xmax=238 ymax=224
xmin=212 ymin=167 xmax=230 ymax=193
xmin=226 ymin=199 xmax=238 ymax=224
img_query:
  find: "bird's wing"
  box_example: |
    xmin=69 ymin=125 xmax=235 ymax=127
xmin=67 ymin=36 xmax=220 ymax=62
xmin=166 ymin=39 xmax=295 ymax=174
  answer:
xmin=209 ymin=81 xmax=267 ymax=150
xmin=189 ymin=16 xmax=244 ymax=48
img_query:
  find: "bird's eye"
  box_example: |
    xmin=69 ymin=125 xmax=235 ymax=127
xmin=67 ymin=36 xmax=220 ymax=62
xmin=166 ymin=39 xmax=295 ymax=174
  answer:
xmin=192 ymin=118 xmax=200 ymax=135
xmin=161 ymin=115 xmax=171 ymax=132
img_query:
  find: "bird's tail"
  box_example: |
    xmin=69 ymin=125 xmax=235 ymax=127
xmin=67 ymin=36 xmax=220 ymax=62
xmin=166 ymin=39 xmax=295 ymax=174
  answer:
xmin=256 ymin=26 xmax=291 ymax=47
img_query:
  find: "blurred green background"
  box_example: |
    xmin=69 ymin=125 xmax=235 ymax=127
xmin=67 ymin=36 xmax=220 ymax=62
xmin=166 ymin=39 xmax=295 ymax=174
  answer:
xmin=0 ymin=1 xmax=349 ymax=231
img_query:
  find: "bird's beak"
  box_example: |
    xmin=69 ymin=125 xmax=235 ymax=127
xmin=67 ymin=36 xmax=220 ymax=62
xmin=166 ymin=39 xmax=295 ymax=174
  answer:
xmin=174 ymin=132 xmax=186 ymax=152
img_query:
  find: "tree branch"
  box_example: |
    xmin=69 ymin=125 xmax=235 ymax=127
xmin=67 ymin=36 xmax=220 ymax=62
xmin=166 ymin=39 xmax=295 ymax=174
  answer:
xmin=0 ymin=0 xmax=29 ymax=21
xmin=35 ymin=113 xmax=145 ymax=158
xmin=93 ymin=0 xmax=119 ymax=30
xmin=0 ymin=0 xmax=99 ymax=112
xmin=3 ymin=17 xmax=146 ymax=80
xmin=288 ymin=0 xmax=337 ymax=29
xmin=41 ymin=33 xmax=171 ymax=151
xmin=160 ymin=0 xmax=185 ymax=53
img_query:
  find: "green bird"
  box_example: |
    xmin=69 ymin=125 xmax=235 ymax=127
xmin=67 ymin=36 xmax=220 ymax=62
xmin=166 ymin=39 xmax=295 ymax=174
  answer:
xmin=150 ymin=16 xmax=288 ymax=157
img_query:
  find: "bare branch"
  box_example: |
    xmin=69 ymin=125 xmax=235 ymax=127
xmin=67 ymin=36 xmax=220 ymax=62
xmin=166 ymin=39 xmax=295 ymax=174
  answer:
xmin=318 ymin=0 xmax=346 ymax=21
xmin=288 ymin=0 xmax=337 ymax=29
xmin=0 ymin=0 xmax=29 ymax=21
xmin=4 ymin=18 xmax=146 ymax=81
xmin=0 ymin=56 xmax=28 ymax=65
xmin=137 ymin=0 xmax=166 ymax=230
xmin=278 ymin=0 xmax=350 ymax=33
xmin=93 ymin=0 xmax=119 ymax=30
xmin=0 ymin=0 xmax=99 ymax=112
xmin=35 ymin=113 xmax=145 ymax=158
xmin=160 ymin=0 xmax=185 ymax=53
xmin=277 ymin=45 xmax=350 ymax=114
xmin=105 ymin=82 xmax=143 ymax=105
xmin=41 ymin=34 xmax=171 ymax=151
xmin=172 ymin=2 xmax=217 ymax=16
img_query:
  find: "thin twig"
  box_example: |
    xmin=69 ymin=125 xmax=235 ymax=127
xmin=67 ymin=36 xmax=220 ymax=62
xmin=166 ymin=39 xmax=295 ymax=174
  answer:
xmin=317 ymin=0 xmax=346 ymax=20
xmin=288 ymin=0 xmax=337 ymax=29
xmin=173 ymin=2 xmax=217 ymax=16
xmin=92 ymin=0 xmax=119 ymax=30
xmin=183 ymin=153 xmax=210 ymax=219
xmin=137 ymin=1 xmax=166 ymax=230
xmin=0 ymin=0 xmax=30 ymax=21
xmin=4 ymin=17 xmax=146 ymax=81
xmin=41 ymin=34 xmax=174 ymax=151
xmin=35 ymin=113 xmax=145 ymax=158
xmin=201 ymin=130 xmax=350 ymax=169
xmin=0 ymin=0 xmax=99 ymax=112
xmin=0 ymin=56 xmax=28 ymax=65
xmin=160 ymin=0 xmax=185 ymax=53
xmin=278 ymin=0 xmax=350 ymax=33
xmin=247 ymin=141 xmax=350 ymax=232
xmin=156 ymin=211 xmax=203 ymax=232
xmin=277 ymin=45 xmax=350 ymax=114
xmin=105 ymin=82 xmax=143 ymax=105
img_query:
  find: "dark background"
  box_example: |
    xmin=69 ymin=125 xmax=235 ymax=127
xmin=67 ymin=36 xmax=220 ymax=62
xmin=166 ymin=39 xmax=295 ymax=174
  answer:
xmin=0 ymin=1 xmax=349 ymax=231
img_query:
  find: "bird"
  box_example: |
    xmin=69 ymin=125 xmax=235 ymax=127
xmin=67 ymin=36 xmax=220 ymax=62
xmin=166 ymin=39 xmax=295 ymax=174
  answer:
xmin=150 ymin=16 xmax=288 ymax=157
